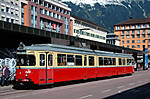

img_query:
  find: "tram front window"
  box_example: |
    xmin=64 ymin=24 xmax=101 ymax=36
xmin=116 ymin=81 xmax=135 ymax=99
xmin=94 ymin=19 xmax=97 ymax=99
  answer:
xmin=17 ymin=55 xmax=36 ymax=66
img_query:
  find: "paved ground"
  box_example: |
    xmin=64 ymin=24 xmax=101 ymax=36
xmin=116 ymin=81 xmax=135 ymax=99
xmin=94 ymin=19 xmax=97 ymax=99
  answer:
xmin=1 ymin=70 xmax=150 ymax=99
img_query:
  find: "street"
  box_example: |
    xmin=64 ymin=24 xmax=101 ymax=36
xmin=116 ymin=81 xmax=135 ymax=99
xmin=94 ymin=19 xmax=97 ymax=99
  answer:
xmin=1 ymin=70 xmax=150 ymax=99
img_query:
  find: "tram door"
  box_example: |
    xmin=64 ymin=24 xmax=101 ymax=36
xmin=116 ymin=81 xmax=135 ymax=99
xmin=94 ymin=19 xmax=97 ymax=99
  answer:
xmin=39 ymin=52 xmax=53 ymax=85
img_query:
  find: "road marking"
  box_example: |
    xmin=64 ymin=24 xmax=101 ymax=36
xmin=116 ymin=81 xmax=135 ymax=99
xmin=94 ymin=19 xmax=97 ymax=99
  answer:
xmin=102 ymin=89 xmax=112 ymax=93
xmin=117 ymin=86 xmax=125 ymax=89
xmin=79 ymin=94 xmax=93 ymax=99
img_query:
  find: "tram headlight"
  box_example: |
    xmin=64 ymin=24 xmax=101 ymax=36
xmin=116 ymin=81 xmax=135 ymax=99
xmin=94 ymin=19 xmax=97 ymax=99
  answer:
xmin=25 ymin=74 xmax=28 ymax=78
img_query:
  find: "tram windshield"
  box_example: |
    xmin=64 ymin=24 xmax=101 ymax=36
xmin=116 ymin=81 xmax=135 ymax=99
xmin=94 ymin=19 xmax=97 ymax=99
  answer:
xmin=17 ymin=54 xmax=36 ymax=66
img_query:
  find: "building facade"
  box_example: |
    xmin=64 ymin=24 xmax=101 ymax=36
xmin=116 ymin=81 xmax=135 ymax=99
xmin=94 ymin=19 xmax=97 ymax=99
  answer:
xmin=70 ymin=16 xmax=108 ymax=43
xmin=0 ymin=0 xmax=27 ymax=24
xmin=24 ymin=0 xmax=71 ymax=35
xmin=114 ymin=18 xmax=150 ymax=51
xmin=106 ymin=33 xmax=120 ymax=46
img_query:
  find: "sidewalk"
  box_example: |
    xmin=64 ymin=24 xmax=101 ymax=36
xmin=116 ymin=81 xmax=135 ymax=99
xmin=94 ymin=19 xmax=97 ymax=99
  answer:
xmin=0 ymin=85 xmax=13 ymax=91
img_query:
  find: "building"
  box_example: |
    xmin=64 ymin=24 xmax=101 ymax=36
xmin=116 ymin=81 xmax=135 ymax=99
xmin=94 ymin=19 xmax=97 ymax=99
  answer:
xmin=114 ymin=18 xmax=150 ymax=51
xmin=0 ymin=0 xmax=27 ymax=24
xmin=23 ymin=0 xmax=71 ymax=35
xmin=70 ymin=16 xmax=108 ymax=43
xmin=114 ymin=18 xmax=150 ymax=70
xmin=106 ymin=33 xmax=120 ymax=46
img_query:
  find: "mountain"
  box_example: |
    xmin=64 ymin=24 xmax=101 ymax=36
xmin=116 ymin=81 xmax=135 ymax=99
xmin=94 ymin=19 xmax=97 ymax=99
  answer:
xmin=61 ymin=0 xmax=150 ymax=32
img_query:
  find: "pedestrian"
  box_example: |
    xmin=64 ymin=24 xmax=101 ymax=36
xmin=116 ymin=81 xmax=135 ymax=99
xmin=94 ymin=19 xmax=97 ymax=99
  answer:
xmin=1 ymin=63 xmax=10 ymax=86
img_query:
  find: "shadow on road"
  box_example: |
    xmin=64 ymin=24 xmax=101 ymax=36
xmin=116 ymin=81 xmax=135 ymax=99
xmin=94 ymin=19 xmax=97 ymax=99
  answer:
xmin=104 ymin=82 xmax=150 ymax=99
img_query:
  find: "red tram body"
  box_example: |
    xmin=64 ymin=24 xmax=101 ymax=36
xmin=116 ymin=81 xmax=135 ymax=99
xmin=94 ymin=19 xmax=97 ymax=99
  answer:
xmin=15 ymin=44 xmax=134 ymax=85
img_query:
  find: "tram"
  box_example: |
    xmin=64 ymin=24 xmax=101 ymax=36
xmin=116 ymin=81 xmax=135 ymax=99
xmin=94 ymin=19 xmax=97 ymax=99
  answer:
xmin=15 ymin=44 xmax=134 ymax=85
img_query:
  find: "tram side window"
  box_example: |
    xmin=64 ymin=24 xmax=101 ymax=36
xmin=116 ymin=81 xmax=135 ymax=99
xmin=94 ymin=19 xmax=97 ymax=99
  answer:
xmin=84 ymin=56 xmax=87 ymax=66
xmin=89 ymin=56 xmax=94 ymax=66
xmin=99 ymin=57 xmax=104 ymax=65
xmin=57 ymin=54 xmax=66 ymax=66
xmin=40 ymin=54 xmax=45 ymax=66
xmin=67 ymin=55 xmax=74 ymax=66
xmin=48 ymin=54 xmax=53 ymax=66
xmin=104 ymin=58 xmax=112 ymax=65
xmin=17 ymin=55 xmax=36 ymax=66
xmin=75 ymin=55 xmax=82 ymax=66
xmin=123 ymin=58 xmax=126 ymax=65
xmin=112 ymin=58 xmax=116 ymax=65
xmin=119 ymin=58 xmax=122 ymax=65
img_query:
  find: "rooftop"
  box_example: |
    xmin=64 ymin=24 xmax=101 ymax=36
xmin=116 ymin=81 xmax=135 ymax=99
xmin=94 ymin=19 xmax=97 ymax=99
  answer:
xmin=115 ymin=18 xmax=150 ymax=26
xmin=71 ymin=15 xmax=109 ymax=33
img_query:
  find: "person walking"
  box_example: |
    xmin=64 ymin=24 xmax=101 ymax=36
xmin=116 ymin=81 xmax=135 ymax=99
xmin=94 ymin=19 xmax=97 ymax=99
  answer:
xmin=1 ymin=63 xmax=10 ymax=86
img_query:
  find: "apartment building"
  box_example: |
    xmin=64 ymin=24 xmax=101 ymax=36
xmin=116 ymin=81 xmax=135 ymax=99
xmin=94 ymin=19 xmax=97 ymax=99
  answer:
xmin=70 ymin=16 xmax=108 ymax=43
xmin=0 ymin=0 xmax=27 ymax=25
xmin=114 ymin=18 xmax=150 ymax=51
xmin=24 ymin=0 xmax=71 ymax=35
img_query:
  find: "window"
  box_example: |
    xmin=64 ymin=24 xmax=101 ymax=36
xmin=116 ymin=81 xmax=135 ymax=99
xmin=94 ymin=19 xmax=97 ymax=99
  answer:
xmin=137 ymin=45 xmax=140 ymax=48
xmin=45 ymin=10 xmax=47 ymax=15
xmin=40 ymin=54 xmax=45 ymax=66
xmin=57 ymin=54 xmax=66 ymax=66
xmin=132 ymin=35 xmax=135 ymax=38
xmin=48 ymin=54 xmax=53 ymax=66
xmin=75 ymin=55 xmax=82 ymax=66
xmin=143 ymin=30 xmax=145 ymax=34
xmin=119 ymin=58 xmax=122 ymax=65
xmin=6 ymin=7 xmax=9 ymax=12
xmin=127 ymin=40 xmax=130 ymax=44
xmin=123 ymin=59 xmax=126 ymax=65
xmin=137 ymin=30 xmax=140 ymax=34
xmin=89 ymin=56 xmax=94 ymax=66
xmin=148 ymin=29 xmax=150 ymax=33
xmin=122 ymin=41 xmax=124 ymax=44
xmin=67 ymin=55 xmax=74 ymax=66
xmin=143 ymin=40 xmax=145 ymax=43
xmin=17 ymin=55 xmax=36 ymax=66
xmin=142 ymin=34 xmax=145 ymax=38
xmin=132 ymin=40 xmax=135 ymax=43
xmin=112 ymin=58 xmax=116 ymax=65
xmin=104 ymin=58 xmax=113 ymax=65
xmin=84 ymin=56 xmax=87 ymax=66
xmin=132 ymin=45 xmax=135 ymax=48
xmin=40 ymin=8 xmax=43 ymax=14
xmin=132 ymin=30 xmax=135 ymax=34
xmin=137 ymin=40 xmax=140 ymax=43
xmin=137 ymin=35 xmax=140 ymax=38
xmin=122 ymin=31 xmax=124 ymax=35
xmin=6 ymin=18 xmax=9 ymax=22
xmin=99 ymin=57 xmax=104 ymax=65
xmin=126 ymin=31 xmax=129 ymax=35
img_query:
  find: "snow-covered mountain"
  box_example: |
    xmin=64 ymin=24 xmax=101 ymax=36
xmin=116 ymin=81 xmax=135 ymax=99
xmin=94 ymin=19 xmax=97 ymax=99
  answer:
xmin=61 ymin=0 xmax=149 ymax=6
xmin=61 ymin=0 xmax=150 ymax=31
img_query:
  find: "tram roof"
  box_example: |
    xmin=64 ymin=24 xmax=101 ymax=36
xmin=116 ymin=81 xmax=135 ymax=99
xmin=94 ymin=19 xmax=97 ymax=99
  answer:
xmin=18 ymin=44 xmax=133 ymax=58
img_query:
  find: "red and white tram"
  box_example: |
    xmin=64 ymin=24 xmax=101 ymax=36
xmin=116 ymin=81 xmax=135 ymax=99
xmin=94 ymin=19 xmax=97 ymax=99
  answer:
xmin=15 ymin=44 xmax=134 ymax=85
